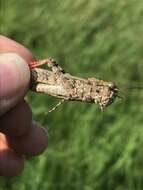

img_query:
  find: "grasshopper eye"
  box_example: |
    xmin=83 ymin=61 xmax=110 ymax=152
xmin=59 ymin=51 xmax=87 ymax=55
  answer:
xmin=108 ymin=82 xmax=114 ymax=88
xmin=108 ymin=82 xmax=117 ymax=90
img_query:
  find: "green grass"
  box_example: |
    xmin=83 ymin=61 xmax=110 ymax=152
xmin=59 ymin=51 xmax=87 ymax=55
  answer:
xmin=1 ymin=0 xmax=143 ymax=189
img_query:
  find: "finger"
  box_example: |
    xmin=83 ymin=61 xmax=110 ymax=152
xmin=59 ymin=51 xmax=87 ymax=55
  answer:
xmin=0 ymin=35 xmax=33 ymax=63
xmin=0 ymin=100 xmax=32 ymax=136
xmin=7 ymin=122 xmax=48 ymax=156
xmin=0 ymin=133 xmax=24 ymax=176
xmin=0 ymin=53 xmax=30 ymax=115
xmin=0 ymin=35 xmax=33 ymax=115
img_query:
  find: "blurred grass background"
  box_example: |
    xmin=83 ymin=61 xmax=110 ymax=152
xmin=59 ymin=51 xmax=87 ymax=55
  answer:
xmin=1 ymin=0 xmax=143 ymax=189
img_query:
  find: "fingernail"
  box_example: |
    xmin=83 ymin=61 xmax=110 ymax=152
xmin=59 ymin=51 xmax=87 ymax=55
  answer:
xmin=0 ymin=53 xmax=30 ymax=115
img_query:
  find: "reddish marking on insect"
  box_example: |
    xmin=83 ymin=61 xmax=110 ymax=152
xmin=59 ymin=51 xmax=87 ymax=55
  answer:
xmin=29 ymin=59 xmax=52 ymax=69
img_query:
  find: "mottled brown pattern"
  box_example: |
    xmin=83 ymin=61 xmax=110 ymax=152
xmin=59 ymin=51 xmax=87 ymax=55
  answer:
xmin=30 ymin=59 xmax=118 ymax=110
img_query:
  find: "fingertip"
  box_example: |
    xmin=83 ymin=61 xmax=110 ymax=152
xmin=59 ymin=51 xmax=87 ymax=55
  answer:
xmin=7 ymin=122 xmax=48 ymax=156
xmin=0 ymin=53 xmax=30 ymax=115
xmin=0 ymin=150 xmax=24 ymax=176
xmin=0 ymin=35 xmax=33 ymax=63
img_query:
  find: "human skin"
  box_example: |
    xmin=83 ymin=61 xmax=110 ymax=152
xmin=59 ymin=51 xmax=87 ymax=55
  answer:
xmin=0 ymin=35 xmax=48 ymax=176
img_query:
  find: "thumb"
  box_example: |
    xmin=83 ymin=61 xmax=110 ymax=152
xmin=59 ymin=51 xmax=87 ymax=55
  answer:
xmin=0 ymin=53 xmax=30 ymax=115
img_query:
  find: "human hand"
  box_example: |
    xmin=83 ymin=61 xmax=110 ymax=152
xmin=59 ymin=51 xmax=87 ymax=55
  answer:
xmin=0 ymin=35 xmax=48 ymax=176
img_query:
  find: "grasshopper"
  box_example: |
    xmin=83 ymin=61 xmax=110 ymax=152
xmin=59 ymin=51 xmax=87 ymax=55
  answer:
xmin=29 ymin=58 xmax=118 ymax=112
